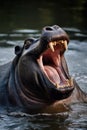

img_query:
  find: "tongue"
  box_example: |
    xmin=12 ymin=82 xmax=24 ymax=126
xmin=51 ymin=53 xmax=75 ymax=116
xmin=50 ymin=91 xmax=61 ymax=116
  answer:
xmin=44 ymin=65 xmax=60 ymax=84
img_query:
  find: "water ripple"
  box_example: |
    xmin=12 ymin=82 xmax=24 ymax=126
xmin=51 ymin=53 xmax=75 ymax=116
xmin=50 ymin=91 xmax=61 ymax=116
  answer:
xmin=13 ymin=29 xmax=38 ymax=33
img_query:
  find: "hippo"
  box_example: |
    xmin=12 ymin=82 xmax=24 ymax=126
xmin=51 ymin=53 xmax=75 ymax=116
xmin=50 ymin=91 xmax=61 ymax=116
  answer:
xmin=0 ymin=25 xmax=87 ymax=114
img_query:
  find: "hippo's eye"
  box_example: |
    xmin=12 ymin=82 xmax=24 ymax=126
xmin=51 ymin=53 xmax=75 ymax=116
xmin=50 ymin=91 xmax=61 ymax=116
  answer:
xmin=24 ymin=38 xmax=35 ymax=49
xmin=24 ymin=41 xmax=31 ymax=49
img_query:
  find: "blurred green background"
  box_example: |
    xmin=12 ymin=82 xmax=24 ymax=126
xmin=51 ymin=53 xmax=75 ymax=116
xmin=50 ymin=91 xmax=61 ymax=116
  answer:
xmin=0 ymin=0 xmax=87 ymax=32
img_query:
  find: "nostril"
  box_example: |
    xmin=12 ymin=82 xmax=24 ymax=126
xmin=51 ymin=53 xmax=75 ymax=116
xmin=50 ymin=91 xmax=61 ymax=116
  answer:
xmin=44 ymin=25 xmax=60 ymax=31
xmin=45 ymin=27 xmax=53 ymax=31
xmin=53 ymin=25 xmax=59 ymax=29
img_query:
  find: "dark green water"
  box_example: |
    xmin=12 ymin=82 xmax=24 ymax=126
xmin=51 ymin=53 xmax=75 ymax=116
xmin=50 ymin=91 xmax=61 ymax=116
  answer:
xmin=0 ymin=0 xmax=87 ymax=130
xmin=0 ymin=0 xmax=87 ymax=32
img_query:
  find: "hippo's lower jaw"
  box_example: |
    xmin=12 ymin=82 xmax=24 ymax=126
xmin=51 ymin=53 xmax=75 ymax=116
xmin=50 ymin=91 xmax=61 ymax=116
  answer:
xmin=37 ymin=39 xmax=74 ymax=95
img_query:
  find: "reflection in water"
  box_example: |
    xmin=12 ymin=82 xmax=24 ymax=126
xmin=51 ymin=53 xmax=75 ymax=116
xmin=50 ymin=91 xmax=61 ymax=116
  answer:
xmin=0 ymin=104 xmax=87 ymax=130
xmin=0 ymin=0 xmax=87 ymax=130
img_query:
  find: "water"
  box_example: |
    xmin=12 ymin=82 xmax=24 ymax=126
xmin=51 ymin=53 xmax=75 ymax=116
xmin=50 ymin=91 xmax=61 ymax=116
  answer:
xmin=0 ymin=0 xmax=87 ymax=130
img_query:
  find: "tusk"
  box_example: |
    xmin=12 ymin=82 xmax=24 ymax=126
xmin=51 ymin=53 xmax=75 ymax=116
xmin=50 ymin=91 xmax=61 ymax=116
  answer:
xmin=70 ymin=77 xmax=73 ymax=86
xmin=49 ymin=42 xmax=54 ymax=52
xmin=64 ymin=40 xmax=68 ymax=50
xmin=55 ymin=83 xmax=60 ymax=88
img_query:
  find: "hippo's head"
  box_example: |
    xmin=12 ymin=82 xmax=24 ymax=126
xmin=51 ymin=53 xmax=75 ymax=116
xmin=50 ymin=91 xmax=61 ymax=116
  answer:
xmin=14 ymin=25 xmax=74 ymax=111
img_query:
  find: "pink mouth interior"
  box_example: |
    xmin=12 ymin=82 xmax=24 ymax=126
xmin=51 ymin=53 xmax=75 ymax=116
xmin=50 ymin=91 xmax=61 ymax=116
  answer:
xmin=37 ymin=46 xmax=68 ymax=86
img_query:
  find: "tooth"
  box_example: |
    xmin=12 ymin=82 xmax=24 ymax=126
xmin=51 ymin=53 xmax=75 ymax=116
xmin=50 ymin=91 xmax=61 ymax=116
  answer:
xmin=64 ymin=40 xmax=68 ymax=50
xmin=61 ymin=85 xmax=64 ymax=88
xmin=66 ymin=80 xmax=70 ymax=86
xmin=49 ymin=42 xmax=54 ymax=52
xmin=61 ymin=40 xmax=64 ymax=44
xmin=55 ymin=83 xmax=60 ymax=88
xmin=54 ymin=41 xmax=56 ymax=46
xmin=70 ymin=78 xmax=73 ymax=86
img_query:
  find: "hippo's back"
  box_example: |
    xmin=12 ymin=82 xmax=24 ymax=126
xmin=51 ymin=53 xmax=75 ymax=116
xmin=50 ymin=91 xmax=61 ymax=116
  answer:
xmin=0 ymin=62 xmax=11 ymax=105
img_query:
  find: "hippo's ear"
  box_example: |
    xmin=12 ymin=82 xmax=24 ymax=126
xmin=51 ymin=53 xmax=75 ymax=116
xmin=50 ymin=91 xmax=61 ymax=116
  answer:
xmin=15 ymin=45 xmax=23 ymax=56
xmin=24 ymin=38 xmax=36 ymax=49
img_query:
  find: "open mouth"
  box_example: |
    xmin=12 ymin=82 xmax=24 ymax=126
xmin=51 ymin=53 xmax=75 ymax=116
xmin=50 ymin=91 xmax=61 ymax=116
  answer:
xmin=37 ymin=39 xmax=74 ymax=91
